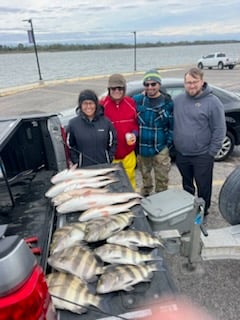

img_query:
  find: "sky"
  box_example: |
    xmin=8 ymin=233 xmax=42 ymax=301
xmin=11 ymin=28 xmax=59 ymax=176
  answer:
xmin=1 ymin=0 xmax=240 ymax=46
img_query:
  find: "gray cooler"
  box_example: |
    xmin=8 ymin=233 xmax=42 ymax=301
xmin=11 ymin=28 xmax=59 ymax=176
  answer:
xmin=141 ymin=189 xmax=195 ymax=234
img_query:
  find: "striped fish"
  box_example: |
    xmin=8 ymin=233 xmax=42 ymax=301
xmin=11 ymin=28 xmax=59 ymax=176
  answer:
xmin=50 ymin=222 xmax=86 ymax=254
xmin=57 ymin=192 xmax=142 ymax=214
xmin=46 ymin=272 xmax=106 ymax=315
xmin=97 ymin=262 xmax=163 ymax=294
xmin=51 ymin=166 xmax=120 ymax=184
xmin=106 ymin=229 xmax=164 ymax=250
xmin=94 ymin=244 xmax=162 ymax=265
xmin=84 ymin=212 xmax=135 ymax=242
xmin=63 ymin=178 xmax=117 ymax=192
xmin=45 ymin=175 xmax=114 ymax=198
xmin=78 ymin=199 xmax=140 ymax=222
xmin=47 ymin=246 xmax=103 ymax=282
xmin=52 ymin=187 xmax=108 ymax=206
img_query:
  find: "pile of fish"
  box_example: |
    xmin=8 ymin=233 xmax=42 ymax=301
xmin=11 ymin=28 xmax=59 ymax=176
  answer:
xmin=45 ymin=165 xmax=164 ymax=315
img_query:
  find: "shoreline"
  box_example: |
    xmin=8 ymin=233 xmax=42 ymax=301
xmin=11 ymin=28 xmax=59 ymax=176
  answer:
xmin=0 ymin=65 xmax=187 ymax=97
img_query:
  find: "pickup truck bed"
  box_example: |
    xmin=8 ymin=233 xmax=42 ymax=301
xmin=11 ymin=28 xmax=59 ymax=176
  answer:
xmin=0 ymin=115 xmax=176 ymax=319
xmin=0 ymin=169 xmax=55 ymax=271
xmin=56 ymin=164 xmax=176 ymax=319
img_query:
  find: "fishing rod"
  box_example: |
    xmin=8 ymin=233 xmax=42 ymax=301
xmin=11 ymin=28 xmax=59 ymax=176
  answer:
xmin=62 ymin=136 xmax=112 ymax=166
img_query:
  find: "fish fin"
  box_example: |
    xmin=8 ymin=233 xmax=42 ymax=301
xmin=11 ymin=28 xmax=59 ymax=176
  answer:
xmin=123 ymin=285 xmax=135 ymax=292
xmin=70 ymin=164 xmax=78 ymax=170
xmin=127 ymin=244 xmax=139 ymax=251
xmin=146 ymin=260 xmax=165 ymax=272
xmin=150 ymin=248 xmax=163 ymax=261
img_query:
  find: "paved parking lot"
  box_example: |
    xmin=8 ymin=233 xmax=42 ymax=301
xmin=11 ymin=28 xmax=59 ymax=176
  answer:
xmin=1 ymin=65 xmax=240 ymax=319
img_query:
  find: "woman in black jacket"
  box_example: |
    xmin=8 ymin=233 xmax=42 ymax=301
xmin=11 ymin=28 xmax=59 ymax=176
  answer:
xmin=68 ymin=89 xmax=117 ymax=167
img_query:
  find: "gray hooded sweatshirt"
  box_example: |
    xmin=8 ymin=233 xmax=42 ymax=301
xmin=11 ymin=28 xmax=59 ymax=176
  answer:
xmin=173 ymin=83 xmax=226 ymax=157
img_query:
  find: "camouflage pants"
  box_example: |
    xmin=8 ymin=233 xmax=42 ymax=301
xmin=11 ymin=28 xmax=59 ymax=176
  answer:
xmin=138 ymin=147 xmax=171 ymax=195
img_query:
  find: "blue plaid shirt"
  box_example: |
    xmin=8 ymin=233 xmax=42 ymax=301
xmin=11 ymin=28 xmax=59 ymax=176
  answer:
xmin=133 ymin=92 xmax=173 ymax=157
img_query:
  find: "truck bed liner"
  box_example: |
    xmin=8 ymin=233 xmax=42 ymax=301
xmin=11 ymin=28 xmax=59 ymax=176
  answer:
xmin=0 ymin=169 xmax=55 ymax=271
xmin=56 ymin=164 xmax=177 ymax=319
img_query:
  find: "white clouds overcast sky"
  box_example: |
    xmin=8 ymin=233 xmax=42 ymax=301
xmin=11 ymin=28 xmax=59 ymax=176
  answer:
xmin=0 ymin=0 xmax=240 ymax=44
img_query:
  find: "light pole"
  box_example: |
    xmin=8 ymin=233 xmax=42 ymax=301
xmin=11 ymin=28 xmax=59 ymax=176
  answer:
xmin=132 ymin=31 xmax=137 ymax=71
xmin=23 ymin=19 xmax=43 ymax=81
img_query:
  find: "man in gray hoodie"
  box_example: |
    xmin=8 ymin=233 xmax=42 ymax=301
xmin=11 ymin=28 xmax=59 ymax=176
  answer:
xmin=173 ymin=67 xmax=226 ymax=222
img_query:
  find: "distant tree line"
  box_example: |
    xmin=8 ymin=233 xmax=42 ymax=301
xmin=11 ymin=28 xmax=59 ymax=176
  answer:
xmin=1 ymin=40 xmax=240 ymax=53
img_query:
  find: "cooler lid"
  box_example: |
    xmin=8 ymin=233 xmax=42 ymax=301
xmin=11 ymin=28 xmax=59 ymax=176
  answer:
xmin=140 ymin=189 xmax=194 ymax=218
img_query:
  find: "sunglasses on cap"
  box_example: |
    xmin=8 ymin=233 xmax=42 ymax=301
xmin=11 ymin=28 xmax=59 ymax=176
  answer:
xmin=110 ymin=87 xmax=124 ymax=91
xmin=144 ymin=82 xmax=158 ymax=87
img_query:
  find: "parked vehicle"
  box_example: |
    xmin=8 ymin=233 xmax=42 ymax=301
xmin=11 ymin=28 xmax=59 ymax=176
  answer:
xmin=60 ymin=78 xmax=240 ymax=162
xmin=0 ymin=114 xmax=67 ymax=319
xmin=219 ymin=166 xmax=240 ymax=225
xmin=197 ymin=52 xmax=239 ymax=70
xmin=0 ymin=113 xmax=175 ymax=318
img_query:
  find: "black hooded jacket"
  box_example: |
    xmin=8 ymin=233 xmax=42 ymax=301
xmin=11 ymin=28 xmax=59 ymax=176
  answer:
xmin=68 ymin=105 xmax=117 ymax=167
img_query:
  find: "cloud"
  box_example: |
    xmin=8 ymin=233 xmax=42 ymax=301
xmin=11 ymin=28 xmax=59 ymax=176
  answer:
xmin=0 ymin=1 xmax=240 ymax=44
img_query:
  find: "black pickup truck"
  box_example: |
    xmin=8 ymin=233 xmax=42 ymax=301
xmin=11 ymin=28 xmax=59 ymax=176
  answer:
xmin=0 ymin=114 xmax=176 ymax=319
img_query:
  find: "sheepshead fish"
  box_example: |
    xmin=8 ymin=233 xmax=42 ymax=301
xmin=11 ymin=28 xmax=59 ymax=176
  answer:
xmin=57 ymin=192 xmax=142 ymax=214
xmin=94 ymin=244 xmax=162 ymax=265
xmin=51 ymin=166 xmax=119 ymax=184
xmin=78 ymin=198 xmax=140 ymax=222
xmin=97 ymin=262 xmax=163 ymax=294
xmin=45 ymin=175 xmax=113 ymax=198
xmin=84 ymin=212 xmax=135 ymax=242
xmin=107 ymin=229 xmax=164 ymax=250
xmin=48 ymin=246 xmax=103 ymax=282
xmin=52 ymin=187 xmax=108 ymax=207
xmin=46 ymin=272 xmax=106 ymax=315
xmin=50 ymin=222 xmax=86 ymax=254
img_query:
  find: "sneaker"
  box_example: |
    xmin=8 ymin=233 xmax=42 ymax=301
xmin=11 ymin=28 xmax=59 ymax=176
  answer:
xmin=140 ymin=189 xmax=151 ymax=197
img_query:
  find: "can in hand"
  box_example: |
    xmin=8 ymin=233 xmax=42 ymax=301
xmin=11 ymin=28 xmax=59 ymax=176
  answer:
xmin=125 ymin=133 xmax=136 ymax=146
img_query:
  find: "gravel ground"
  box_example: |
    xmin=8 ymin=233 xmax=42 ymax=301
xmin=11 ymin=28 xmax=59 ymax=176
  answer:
xmin=135 ymin=148 xmax=240 ymax=320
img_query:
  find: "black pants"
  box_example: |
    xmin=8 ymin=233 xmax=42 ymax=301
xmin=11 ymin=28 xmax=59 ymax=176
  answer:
xmin=176 ymin=152 xmax=214 ymax=215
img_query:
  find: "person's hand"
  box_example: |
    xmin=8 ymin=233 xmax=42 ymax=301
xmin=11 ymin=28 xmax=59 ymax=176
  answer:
xmin=125 ymin=133 xmax=136 ymax=146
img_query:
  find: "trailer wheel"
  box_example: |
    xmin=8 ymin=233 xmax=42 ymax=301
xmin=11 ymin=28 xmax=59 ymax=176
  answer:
xmin=219 ymin=166 xmax=240 ymax=225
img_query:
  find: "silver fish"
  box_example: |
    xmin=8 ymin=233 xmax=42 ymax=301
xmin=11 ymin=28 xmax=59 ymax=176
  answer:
xmin=63 ymin=177 xmax=117 ymax=192
xmin=57 ymin=192 xmax=142 ymax=214
xmin=97 ymin=262 xmax=163 ymax=294
xmin=106 ymin=229 xmax=164 ymax=250
xmin=50 ymin=222 xmax=86 ymax=254
xmin=79 ymin=198 xmax=140 ymax=222
xmin=94 ymin=244 xmax=162 ymax=265
xmin=52 ymin=187 xmax=108 ymax=206
xmin=48 ymin=246 xmax=103 ymax=282
xmin=45 ymin=175 xmax=113 ymax=198
xmin=84 ymin=212 xmax=135 ymax=242
xmin=51 ymin=166 xmax=119 ymax=184
xmin=46 ymin=272 xmax=106 ymax=315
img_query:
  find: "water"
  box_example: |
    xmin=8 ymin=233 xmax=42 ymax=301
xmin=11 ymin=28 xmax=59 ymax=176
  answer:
xmin=1 ymin=43 xmax=240 ymax=89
